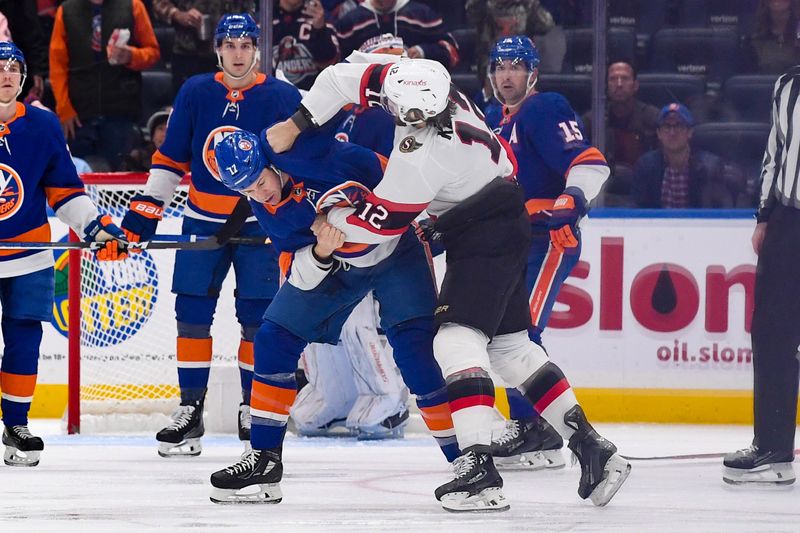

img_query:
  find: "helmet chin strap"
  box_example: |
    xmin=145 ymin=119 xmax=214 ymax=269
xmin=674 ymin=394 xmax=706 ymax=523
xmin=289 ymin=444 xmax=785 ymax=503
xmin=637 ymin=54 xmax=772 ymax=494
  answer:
xmin=216 ymin=50 xmax=260 ymax=82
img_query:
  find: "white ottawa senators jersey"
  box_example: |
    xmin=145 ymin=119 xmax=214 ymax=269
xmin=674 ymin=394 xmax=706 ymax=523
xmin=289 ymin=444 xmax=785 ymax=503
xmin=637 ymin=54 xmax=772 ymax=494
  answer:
xmin=0 ymin=103 xmax=99 ymax=277
xmin=146 ymin=72 xmax=302 ymax=222
xmin=300 ymin=55 xmax=516 ymax=245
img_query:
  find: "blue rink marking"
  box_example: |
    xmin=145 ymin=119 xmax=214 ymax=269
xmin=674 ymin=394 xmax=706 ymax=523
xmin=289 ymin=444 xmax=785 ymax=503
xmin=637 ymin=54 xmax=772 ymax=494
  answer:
xmin=589 ymin=208 xmax=755 ymax=219
xmin=43 ymin=433 xmax=437 ymax=449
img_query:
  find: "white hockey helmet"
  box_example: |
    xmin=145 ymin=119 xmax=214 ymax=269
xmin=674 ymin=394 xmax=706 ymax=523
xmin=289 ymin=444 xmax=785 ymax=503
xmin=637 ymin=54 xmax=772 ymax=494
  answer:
xmin=380 ymin=59 xmax=452 ymax=126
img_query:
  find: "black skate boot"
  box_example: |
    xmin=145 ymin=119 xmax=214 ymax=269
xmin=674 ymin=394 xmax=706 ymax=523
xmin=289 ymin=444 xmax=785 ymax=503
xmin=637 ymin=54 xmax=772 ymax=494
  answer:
xmin=238 ymin=403 xmax=251 ymax=453
xmin=723 ymin=445 xmax=795 ymax=486
xmin=156 ymin=401 xmax=204 ymax=457
xmin=434 ymin=445 xmax=509 ymax=512
xmin=491 ymin=417 xmax=565 ymax=470
xmin=565 ymin=405 xmax=631 ymax=506
xmin=210 ymin=448 xmax=283 ymax=504
xmin=3 ymin=425 xmax=44 ymax=467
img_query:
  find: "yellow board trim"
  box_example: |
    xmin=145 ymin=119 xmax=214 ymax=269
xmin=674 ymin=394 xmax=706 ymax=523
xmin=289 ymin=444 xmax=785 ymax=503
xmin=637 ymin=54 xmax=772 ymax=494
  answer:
xmin=7 ymin=385 xmax=795 ymax=424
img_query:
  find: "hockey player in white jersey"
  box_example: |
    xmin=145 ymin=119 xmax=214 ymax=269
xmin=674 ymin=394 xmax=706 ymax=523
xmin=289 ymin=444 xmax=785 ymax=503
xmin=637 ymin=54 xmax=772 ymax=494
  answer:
xmin=267 ymin=54 xmax=630 ymax=512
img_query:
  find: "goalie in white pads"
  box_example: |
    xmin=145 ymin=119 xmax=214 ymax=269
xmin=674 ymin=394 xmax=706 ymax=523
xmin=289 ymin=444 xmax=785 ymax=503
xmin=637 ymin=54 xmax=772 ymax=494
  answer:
xmin=293 ymin=293 xmax=411 ymax=439
xmin=267 ymin=52 xmax=630 ymax=512
xmin=0 ymin=42 xmax=128 ymax=467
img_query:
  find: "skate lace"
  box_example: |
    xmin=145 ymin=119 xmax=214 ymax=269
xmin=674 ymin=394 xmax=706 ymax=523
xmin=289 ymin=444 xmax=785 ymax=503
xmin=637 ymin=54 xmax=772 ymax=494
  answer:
xmin=226 ymin=450 xmax=261 ymax=475
xmin=11 ymin=425 xmax=34 ymax=439
xmin=240 ymin=405 xmax=252 ymax=430
xmin=167 ymin=405 xmax=195 ymax=430
xmin=494 ymin=419 xmax=520 ymax=445
xmin=452 ymin=451 xmax=477 ymax=479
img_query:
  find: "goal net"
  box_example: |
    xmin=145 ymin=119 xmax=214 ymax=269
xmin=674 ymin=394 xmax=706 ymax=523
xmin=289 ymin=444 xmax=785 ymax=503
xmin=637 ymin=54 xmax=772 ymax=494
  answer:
xmin=68 ymin=173 xmax=241 ymax=432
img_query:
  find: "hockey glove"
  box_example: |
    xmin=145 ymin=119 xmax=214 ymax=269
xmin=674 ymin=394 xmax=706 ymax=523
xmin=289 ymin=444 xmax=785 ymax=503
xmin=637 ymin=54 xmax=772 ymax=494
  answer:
xmin=547 ymin=190 xmax=587 ymax=254
xmin=121 ymin=194 xmax=164 ymax=244
xmin=84 ymin=215 xmax=129 ymax=261
xmin=413 ymin=218 xmax=444 ymax=257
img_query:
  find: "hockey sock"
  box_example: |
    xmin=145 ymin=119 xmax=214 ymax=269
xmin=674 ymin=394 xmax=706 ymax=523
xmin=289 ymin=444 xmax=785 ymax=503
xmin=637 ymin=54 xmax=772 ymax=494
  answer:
xmin=519 ymin=361 xmax=578 ymax=440
xmin=0 ymin=318 xmax=41 ymax=427
xmin=416 ymin=386 xmax=459 ymax=462
xmin=238 ymin=325 xmax=259 ymax=405
xmin=176 ymin=333 xmax=212 ymax=404
xmin=445 ymin=368 xmax=496 ymax=449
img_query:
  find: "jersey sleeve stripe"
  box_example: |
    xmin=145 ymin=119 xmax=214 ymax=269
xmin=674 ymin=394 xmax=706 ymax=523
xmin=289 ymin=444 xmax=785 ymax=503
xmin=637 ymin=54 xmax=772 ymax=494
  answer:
xmin=0 ymin=223 xmax=50 ymax=257
xmin=151 ymin=150 xmax=190 ymax=175
xmin=45 ymin=186 xmax=86 ymax=211
xmin=188 ymin=185 xmax=240 ymax=216
xmin=359 ymin=63 xmax=394 ymax=108
xmin=566 ymin=147 xmax=608 ymax=176
xmin=497 ymin=135 xmax=518 ymax=178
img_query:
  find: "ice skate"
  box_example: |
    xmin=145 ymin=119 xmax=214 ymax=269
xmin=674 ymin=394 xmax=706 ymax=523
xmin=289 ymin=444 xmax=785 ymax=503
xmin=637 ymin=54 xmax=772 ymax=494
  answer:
xmin=565 ymin=405 xmax=631 ymax=506
xmin=238 ymin=403 xmax=252 ymax=454
xmin=210 ymin=448 xmax=283 ymax=504
xmin=156 ymin=403 xmax=204 ymax=457
xmin=3 ymin=425 xmax=44 ymax=467
xmin=723 ymin=445 xmax=795 ymax=486
xmin=434 ymin=445 xmax=509 ymax=513
xmin=357 ymin=408 xmax=409 ymax=440
xmin=296 ymin=417 xmax=354 ymax=437
xmin=491 ymin=417 xmax=565 ymax=470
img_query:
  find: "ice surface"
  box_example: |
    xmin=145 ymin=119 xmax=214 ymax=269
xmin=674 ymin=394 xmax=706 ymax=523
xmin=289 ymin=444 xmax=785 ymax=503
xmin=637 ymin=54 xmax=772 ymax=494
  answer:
xmin=2 ymin=421 xmax=798 ymax=532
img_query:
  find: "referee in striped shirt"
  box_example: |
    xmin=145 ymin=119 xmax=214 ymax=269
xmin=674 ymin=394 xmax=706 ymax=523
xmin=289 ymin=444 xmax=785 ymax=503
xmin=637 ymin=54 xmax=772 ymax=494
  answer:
xmin=723 ymin=69 xmax=800 ymax=486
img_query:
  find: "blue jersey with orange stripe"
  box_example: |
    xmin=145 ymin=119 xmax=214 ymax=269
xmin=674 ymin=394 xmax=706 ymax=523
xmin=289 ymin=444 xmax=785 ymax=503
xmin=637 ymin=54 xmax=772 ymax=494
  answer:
xmin=494 ymin=91 xmax=607 ymax=225
xmin=151 ymin=72 xmax=302 ymax=222
xmin=247 ymin=128 xmax=386 ymax=264
xmin=0 ymin=103 xmax=98 ymax=277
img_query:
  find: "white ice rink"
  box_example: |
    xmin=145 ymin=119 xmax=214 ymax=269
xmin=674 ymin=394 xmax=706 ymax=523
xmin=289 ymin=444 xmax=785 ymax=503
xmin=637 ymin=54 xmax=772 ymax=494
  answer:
xmin=3 ymin=421 xmax=798 ymax=532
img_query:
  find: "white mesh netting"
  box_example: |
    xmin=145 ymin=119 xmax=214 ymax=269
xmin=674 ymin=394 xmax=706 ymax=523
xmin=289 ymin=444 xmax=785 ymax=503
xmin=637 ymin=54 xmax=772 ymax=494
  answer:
xmin=73 ymin=179 xmax=241 ymax=431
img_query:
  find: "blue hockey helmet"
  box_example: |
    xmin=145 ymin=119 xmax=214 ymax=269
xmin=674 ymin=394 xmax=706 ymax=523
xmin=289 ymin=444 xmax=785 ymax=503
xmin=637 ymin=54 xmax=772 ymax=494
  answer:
xmin=215 ymin=13 xmax=260 ymax=46
xmin=489 ymin=35 xmax=539 ymax=72
xmin=215 ymin=130 xmax=268 ymax=192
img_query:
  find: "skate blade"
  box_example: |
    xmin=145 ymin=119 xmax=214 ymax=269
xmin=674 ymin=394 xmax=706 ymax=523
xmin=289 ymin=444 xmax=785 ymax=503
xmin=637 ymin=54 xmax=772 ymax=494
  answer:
xmin=589 ymin=453 xmax=631 ymax=507
xmin=496 ymin=449 xmax=566 ymax=471
xmin=158 ymin=438 xmax=202 ymax=458
xmin=723 ymin=463 xmax=796 ymax=487
xmin=356 ymin=427 xmax=406 ymax=441
xmin=440 ymin=487 xmax=510 ymax=513
xmin=4 ymin=446 xmax=40 ymax=467
xmin=209 ymin=483 xmax=283 ymax=505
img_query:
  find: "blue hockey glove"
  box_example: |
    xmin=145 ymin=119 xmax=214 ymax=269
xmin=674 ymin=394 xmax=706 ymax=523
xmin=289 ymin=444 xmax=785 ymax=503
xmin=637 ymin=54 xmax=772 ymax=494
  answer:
xmin=84 ymin=215 xmax=129 ymax=261
xmin=547 ymin=189 xmax=587 ymax=254
xmin=121 ymin=194 xmax=164 ymax=244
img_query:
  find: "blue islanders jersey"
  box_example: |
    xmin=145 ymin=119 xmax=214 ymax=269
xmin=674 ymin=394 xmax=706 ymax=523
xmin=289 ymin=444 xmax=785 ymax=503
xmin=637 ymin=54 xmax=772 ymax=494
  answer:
xmin=334 ymin=104 xmax=395 ymax=157
xmin=149 ymin=72 xmax=302 ymax=222
xmin=495 ymin=92 xmax=606 ymax=224
xmin=248 ymin=128 xmax=388 ymax=274
xmin=0 ymin=103 xmax=98 ymax=277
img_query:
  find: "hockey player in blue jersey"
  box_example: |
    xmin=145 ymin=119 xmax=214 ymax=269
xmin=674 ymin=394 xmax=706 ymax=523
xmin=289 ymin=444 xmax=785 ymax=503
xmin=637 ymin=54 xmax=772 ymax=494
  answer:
xmin=0 ymin=43 xmax=128 ymax=467
xmin=120 ymin=14 xmax=302 ymax=458
xmin=485 ymin=36 xmax=612 ymax=471
xmin=207 ymin=128 xmax=459 ymax=504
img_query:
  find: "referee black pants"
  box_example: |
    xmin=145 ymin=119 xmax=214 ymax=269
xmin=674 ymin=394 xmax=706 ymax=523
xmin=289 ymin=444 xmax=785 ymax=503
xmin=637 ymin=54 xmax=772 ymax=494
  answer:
xmin=752 ymin=203 xmax=800 ymax=453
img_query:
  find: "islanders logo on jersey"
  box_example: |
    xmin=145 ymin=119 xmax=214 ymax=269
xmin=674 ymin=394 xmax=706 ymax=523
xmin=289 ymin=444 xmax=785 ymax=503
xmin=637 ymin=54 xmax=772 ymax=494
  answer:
xmin=203 ymin=126 xmax=241 ymax=180
xmin=51 ymin=239 xmax=159 ymax=347
xmin=313 ymin=181 xmax=371 ymax=214
xmin=0 ymin=163 xmax=24 ymax=220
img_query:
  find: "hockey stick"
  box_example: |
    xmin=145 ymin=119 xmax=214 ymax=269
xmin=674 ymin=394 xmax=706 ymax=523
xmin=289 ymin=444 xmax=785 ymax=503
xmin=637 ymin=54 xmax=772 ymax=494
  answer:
xmin=0 ymin=235 xmax=269 ymax=251
xmin=622 ymin=448 xmax=800 ymax=461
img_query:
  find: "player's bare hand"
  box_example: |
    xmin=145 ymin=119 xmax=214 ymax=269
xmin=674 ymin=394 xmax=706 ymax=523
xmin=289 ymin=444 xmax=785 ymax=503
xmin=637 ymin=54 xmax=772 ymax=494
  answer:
xmin=406 ymin=46 xmax=423 ymax=59
xmin=266 ymin=119 xmax=301 ymax=153
xmin=752 ymin=222 xmax=767 ymax=256
xmin=62 ymin=115 xmax=82 ymax=140
xmin=302 ymin=0 xmax=326 ymax=29
xmin=313 ymin=223 xmax=345 ymax=258
xmin=310 ymin=213 xmax=328 ymax=235
xmin=175 ymin=8 xmax=203 ymax=28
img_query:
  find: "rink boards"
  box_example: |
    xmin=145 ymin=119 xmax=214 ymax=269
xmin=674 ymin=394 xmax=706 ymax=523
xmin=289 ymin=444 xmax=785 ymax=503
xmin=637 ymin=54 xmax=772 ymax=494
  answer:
xmin=7 ymin=211 xmax=783 ymax=424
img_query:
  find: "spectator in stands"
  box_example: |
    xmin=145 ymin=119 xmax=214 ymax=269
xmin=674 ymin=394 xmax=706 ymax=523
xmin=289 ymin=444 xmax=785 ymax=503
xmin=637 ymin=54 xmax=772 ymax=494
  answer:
xmin=334 ymin=0 xmax=459 ymax=69
xmin=120 ymin=106 xmax=170 ymax=171
xmin=153 ymin=1 xmax=255 ymax=95
xmin=36 ymin=0 xmax=58 ymax=39
xmin=50 ymin=0 xmax=160 ymax=171
xmin=466 ymin=0 xmax=566 ymax=76
xmin=583 ymin=62 xmax=659 ymax=171
xmin=274 ymin=0 xmax=339 ymax=90
xmin=1 ymin=1 xmax=49 ymax=100
xmin=632 ymin=103 xmax=735 ymax=209
xmin=743 ymin=0 xmax=800 ymax=75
